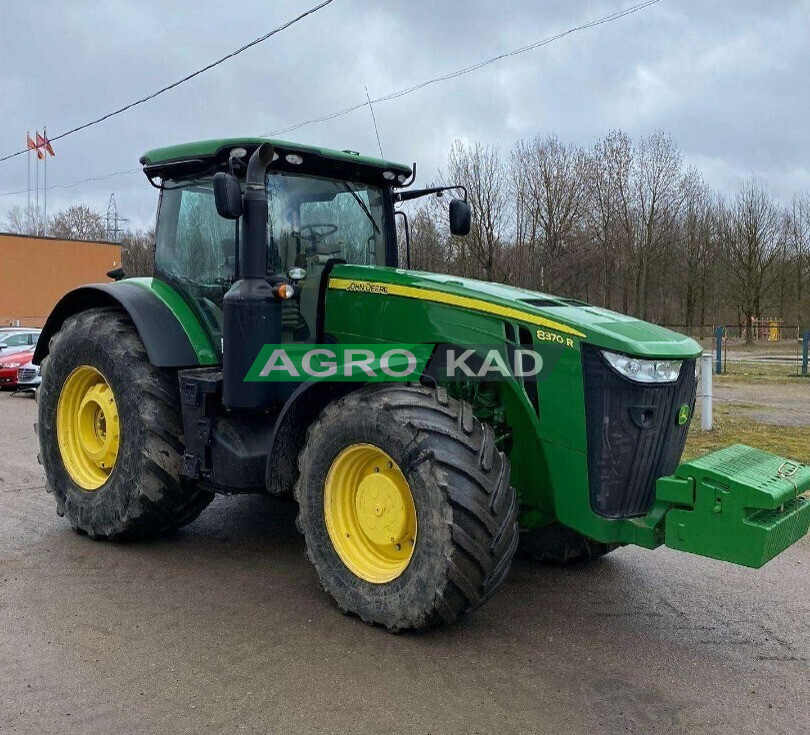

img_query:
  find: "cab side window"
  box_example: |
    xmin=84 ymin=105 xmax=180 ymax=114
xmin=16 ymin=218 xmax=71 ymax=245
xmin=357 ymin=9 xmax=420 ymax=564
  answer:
xmin=156 ymin=182 xmax=237 ymax=290
xmin=155 ymin=180 xmax=239 ymax=346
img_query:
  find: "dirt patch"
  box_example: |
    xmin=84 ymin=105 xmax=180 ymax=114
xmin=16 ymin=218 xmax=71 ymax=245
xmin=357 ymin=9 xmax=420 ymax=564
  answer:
xmin=713 ymin=380 xmax=810 ymax=427
xmin=742 ymin=409 xmax=809 ymax=427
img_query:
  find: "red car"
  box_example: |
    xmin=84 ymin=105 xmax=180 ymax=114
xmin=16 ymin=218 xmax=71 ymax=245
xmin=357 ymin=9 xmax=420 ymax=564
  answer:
xmin=0 ymin=348 xmax=34 ymax=388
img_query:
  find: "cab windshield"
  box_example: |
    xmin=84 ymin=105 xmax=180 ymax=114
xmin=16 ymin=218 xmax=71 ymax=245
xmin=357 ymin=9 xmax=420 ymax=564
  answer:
xmin=268 ymin=171 xmax=386 ymax=273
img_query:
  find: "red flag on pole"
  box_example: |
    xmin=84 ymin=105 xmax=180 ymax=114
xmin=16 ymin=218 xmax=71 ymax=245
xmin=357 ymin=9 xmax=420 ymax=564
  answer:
xmin=34 ymin=132 xmax=47 ymax=159
xmin=27 ymin=133 xmax=44 ymax=159
xmin=43 ymin=133 xmax=55 ymax=157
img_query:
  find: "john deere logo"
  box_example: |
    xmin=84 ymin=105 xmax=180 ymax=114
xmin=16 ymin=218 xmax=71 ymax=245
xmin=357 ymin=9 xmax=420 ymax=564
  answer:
xmin=677 ymin=405 xmax=690 ymax=425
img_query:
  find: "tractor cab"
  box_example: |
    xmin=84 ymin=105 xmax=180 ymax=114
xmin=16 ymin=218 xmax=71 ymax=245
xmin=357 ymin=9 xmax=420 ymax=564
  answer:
xmin=141 ymin=138 xmax=470 ymax=357
xmin=142 ymin=138 xmax=411 ymax=351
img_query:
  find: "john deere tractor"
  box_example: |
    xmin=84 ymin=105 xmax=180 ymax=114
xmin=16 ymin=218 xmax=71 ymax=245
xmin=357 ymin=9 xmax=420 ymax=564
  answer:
xmin=34 ymin=139 xmax=809 ymax=631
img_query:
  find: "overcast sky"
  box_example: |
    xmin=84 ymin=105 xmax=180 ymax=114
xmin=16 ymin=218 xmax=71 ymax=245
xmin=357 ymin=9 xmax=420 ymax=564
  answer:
xmin=1 ymin=0 xmax=808 ymax=229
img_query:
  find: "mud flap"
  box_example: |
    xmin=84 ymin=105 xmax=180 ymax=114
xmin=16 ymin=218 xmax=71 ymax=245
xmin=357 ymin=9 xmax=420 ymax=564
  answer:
xmin=656 ymin=445 xmax=810 ymax=568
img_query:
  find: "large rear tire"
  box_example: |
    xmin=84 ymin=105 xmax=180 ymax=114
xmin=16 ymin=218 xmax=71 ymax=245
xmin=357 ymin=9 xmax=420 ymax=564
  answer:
xmin=37 ymin=307 xmax=213 ymax=539
xmin=295 ymin=384 xmax=519 ymax=632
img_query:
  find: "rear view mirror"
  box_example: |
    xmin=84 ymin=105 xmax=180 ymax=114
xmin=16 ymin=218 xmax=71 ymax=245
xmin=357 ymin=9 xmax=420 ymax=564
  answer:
xmin=449 ymin=198 xmax=471 ymax=236
xmin=213 ymin=172 xmax=243 ymax=219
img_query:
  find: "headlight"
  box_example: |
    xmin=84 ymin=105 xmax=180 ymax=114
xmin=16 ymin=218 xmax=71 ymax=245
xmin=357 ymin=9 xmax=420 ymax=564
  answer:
xmin=601 ymin=350 xmax=682 ymax=384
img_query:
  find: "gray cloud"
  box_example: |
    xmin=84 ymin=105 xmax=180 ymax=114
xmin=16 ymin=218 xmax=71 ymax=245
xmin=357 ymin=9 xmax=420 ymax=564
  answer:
xmin=1 ymin=0 xmax=807 ymax=228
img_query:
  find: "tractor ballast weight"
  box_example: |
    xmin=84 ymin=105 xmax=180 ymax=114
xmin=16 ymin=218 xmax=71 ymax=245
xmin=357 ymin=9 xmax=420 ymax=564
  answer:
xmin=32 ymin=137 xmax=809 ymax=631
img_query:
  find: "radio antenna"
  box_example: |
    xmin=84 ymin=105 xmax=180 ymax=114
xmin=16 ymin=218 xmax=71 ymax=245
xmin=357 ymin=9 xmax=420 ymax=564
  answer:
xmin=365 ymin=85 xmax=384 ymax=158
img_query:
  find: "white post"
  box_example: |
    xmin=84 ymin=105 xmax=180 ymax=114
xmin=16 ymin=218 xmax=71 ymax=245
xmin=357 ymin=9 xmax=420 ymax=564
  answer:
xmin=701 ymin=352 xmax=713 ymax=431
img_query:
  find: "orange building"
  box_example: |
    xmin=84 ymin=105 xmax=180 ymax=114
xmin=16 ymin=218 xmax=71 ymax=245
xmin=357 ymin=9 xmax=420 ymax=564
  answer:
xmin=0 ymin=233 xmax=122 ymax=327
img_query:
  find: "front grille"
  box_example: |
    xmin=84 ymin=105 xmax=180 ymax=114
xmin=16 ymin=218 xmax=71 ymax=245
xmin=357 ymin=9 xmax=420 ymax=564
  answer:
xmin=582 ymin=345 xmax=696 ymax=518
xmin=18 ymin=367 xmax=37 ymax=381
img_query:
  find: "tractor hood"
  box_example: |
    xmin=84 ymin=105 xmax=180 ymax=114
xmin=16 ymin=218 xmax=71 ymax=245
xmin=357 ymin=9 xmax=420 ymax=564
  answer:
xmin=330 ymin=266 xmax=702 ymax=359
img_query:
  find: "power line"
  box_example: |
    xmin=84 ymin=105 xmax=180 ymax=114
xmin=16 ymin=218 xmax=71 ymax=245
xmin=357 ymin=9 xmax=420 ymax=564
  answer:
xmin=0 ymin=0 xmax=337 ymax=164
xmin=264 ymin=0 xmax=664 ymax=137
xmin=0 ymin=0 xmax=663 ymax=198
xmin=0 ymin=169 xmax=140 ymax=198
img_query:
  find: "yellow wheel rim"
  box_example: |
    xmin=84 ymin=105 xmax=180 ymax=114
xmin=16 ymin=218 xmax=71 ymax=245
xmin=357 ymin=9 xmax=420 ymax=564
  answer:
xmin=56 ymin=365 xmax=120 ymax=491
xmin=324 ymin=443 xmax=417 ymax=584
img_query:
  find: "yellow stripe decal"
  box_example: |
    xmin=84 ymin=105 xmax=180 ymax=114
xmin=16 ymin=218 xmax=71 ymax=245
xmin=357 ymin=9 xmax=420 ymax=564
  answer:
xmin=328 ymin=278 xmax=587 ymax=339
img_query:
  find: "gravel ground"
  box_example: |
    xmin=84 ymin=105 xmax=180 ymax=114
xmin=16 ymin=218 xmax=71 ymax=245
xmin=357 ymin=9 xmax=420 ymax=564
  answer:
xmin=0 ymin=391 xmax=807 ymax=735
xmin=713 ymin=380 xmax=810 ymax=427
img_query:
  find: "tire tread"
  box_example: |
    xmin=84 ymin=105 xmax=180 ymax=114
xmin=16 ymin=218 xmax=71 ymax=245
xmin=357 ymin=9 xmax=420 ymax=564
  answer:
xmin=295 ymin=382 xmax=519 ymax=631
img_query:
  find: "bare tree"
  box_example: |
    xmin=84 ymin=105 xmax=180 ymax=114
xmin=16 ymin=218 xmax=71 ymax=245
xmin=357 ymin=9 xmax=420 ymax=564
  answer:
xmin=511 ymin=134 xmax=586 ymax=292
xmin=406 ymin=205 xmax=446 ymax=273
xmin=630 ymin=131 xmax=685 ymax=320
xmin=2 ymin=205 xmax=45 ymax=236
xmin=49 ymin=205 xmax=106 ymax=241
xmin=719 ymin=180 xmax=783 ymax=341
xmin=446 ymin=140 xmax=508 ymax=281
xmin=583 ymin=131 xmax=633 ymax=310
xmin=787 ymin=193 xmax=809 ymax=330
xmin=680 ymin=170 xmax=715 ymax=328
xmin=121 ymin=228 xmax=156 ymax=277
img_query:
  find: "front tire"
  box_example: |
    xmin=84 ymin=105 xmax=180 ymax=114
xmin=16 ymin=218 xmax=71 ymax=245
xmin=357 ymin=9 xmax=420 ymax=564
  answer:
xmin=519 ymin=522 xmax=618 ymax=563
xmin=295 ymin=384 xmax=519 ymax=632
xmin=38 ymin=307 xmax=213 ymax=539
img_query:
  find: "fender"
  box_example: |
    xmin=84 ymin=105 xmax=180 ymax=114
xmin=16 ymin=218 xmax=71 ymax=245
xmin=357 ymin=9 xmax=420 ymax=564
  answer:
xmin=265 ymin=379 xmax=358 ymax=495
xmin=33 ymin=279 xmax=218 ymax=368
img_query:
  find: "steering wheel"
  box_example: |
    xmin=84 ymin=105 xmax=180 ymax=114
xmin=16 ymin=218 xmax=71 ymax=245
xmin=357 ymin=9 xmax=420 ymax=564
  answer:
xmin=298 ymin=223 xmax=338 ymax=242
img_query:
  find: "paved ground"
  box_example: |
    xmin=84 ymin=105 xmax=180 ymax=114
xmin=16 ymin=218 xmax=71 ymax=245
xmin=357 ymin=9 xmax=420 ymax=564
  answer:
xmin=0 ymin=391 xmax=807 ymax=735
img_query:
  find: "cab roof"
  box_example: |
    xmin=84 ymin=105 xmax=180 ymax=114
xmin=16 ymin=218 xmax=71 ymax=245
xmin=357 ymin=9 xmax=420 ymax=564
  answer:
xmin=140 ymin=137 xmax=412 ymax=185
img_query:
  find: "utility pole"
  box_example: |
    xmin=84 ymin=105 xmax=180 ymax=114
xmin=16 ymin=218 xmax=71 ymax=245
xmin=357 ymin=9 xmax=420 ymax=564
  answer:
xmin=104 ymin=193 xmax=129 ymax=243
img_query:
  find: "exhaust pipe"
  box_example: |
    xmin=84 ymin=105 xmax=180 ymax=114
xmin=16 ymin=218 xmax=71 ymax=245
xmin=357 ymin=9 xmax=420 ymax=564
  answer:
xmin=245 ymin=142 xmax=274 ymax=190
xmin=241 ymin=143 xmax=274 ymax=279
xmin=223 ymin=142 xmax=281 ymax=409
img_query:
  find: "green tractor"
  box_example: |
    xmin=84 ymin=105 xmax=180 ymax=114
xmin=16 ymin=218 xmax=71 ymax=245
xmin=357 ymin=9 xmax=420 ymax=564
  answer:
xmin=34 ymin=139 xmax=809 ymax=631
